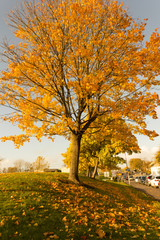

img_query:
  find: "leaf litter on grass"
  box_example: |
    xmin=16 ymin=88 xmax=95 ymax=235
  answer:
xmin=0 ymin=173 xmax=160 ymax=239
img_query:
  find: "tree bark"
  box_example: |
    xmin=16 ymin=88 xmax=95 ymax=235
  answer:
xmin=86 ymin=166 xmax=91 ymax=177
xmin=92 ymin=158 xmax=99 ymax=179
xmin=69 ymin=132 xmax=81 ymax=184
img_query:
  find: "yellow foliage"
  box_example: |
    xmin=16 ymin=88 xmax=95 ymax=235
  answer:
xmin=0 ymin=0 xmax=159 ymax=149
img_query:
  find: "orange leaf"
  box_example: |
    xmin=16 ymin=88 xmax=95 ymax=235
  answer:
xmin=96 ymin=229 xmax=106 ymax=238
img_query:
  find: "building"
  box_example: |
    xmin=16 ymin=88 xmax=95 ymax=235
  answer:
xmin=151 ymin=164 xmax=160 ymax=176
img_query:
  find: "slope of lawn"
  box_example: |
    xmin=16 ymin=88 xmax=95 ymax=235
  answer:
xmin=0 ymin=172 xmax=160 ymax=240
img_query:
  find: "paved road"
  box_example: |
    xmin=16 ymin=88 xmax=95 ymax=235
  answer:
xmin=125 ymin=180 xmax=160 ymax=201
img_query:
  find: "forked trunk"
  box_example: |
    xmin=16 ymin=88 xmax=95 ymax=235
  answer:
xmin=69 ymin=132 xmax=81 ymax=184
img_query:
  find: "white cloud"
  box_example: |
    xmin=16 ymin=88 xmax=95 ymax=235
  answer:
xmin=119 ymin=145 xmax=159 ymax=169
xmin=125 ymin=145 xmax=159 ymax=163
xmin=0 ymin=158 xmax=14 ymax=169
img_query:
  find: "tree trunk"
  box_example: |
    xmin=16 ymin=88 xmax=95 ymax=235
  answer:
xmin=69 ymin=132 xmax=81 ymax=184
xmin=86 ymin=166 xmax=91 ymax=177
xmin=92 ymin=158 xmax=99 ymax=179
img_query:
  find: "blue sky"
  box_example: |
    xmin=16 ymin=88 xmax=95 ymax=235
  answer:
xmin=0 ymin=0 xmax=160 ymax=169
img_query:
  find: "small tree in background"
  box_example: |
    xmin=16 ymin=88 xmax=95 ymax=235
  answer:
xmin=14 ymin=159 xmax=25 ymax=172
xmin=7 ymin=167 xmax=18 ymax=173
xmin=130 ymin=158 xmax=144 ymax=172
xmin=32 ymin=156 xmax=49 ymax=171
xmin=130 ymin=158 xmax=152 ymax=173
xmin=142 ymin=160 xmax=152 ymax=174
xmin=24 ymin=161 xmax=32 ymax=172
xmin=155 ymin=148 xmax=160 ymax=165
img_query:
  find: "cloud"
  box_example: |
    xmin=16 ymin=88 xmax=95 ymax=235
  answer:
xmin=126 ymin=145 xmax=159 ymax=162
xmin=0 ymin=158 xmax=14 ymax=169
xmin=119 ymin=145 xmax=159 ymax=167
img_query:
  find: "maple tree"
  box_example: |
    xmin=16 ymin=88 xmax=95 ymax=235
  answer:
xmin=0 ymin=0 xmax=160 ymax=183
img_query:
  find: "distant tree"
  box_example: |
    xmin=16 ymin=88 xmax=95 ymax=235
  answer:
xmin=14 ymin=159 xmax=25 ymax=172
xmin=24 ymin=161 xmax=32 ymax=172
xmin=33 ymin=156 xmax=49 ymax=171
xmin=142 ymin=160 xmax=152 ymax=174
xmin=2 ymin=168 xmax=7 ymax=173
xmin=7 ymin=167 xmax=18 ymax=173
xmin=155 ymin=148 xmax=160 ymax=165
xmin=130 ymin=158 xmax=143 ymax=172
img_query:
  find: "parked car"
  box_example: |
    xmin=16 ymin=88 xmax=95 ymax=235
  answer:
xmin=140 ymin=176 xmax=146 ymax=184
xmin=145 ymin=175 xmax=152 ymax=186
xmin=150 ymin=176 xmax=160 ymax=188
xmin=135 ymin=176 xmax=142 ymax=183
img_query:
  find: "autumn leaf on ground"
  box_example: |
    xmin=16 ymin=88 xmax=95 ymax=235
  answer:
xmin=96 ymin=228 xmax=106 ymax=238
xmin=43 ymin=232 xmax=54 ymax=237
xmin=62 ymin=216 xmax=67 ymax=222
xmin=49 ymin=235 xmax=59 ymax=239
xmin=80 ymin=236 xmax=87 ymax=240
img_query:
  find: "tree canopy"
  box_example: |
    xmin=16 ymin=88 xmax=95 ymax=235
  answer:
xmin=0 ymin=0 xmax=160 ymax=182
xmin=130 ymin=158 xmax=152 ymax=173
xmin=63 ymin=117 xmax=140 ymax=177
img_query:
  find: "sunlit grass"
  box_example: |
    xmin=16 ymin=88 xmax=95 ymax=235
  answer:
xmin=0 ymin=172 xmax=160 ymax=239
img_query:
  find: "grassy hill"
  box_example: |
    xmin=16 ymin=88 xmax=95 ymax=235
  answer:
xmin=0 ymin=172 xmax=160 ymax=239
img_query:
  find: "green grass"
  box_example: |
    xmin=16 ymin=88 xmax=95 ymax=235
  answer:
xmin=0 ymin=172 xmax=160 ymax=239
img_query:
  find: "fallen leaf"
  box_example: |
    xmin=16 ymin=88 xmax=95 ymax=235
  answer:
xmin=50 ymin=235 xmax=59 ymax=239
xmin=62 ymin=216 xmax=67 ymax=222
xmin=96 ymin=229 xmax=105 ymax=238
xmin=43 ymin=232 xmax=54 ymax=237
xmin=80 ymin=236 xmax=87 ymax=240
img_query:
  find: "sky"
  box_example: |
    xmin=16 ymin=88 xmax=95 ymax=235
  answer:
xmin=0 ymin=0 xmax=160 ymax=169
